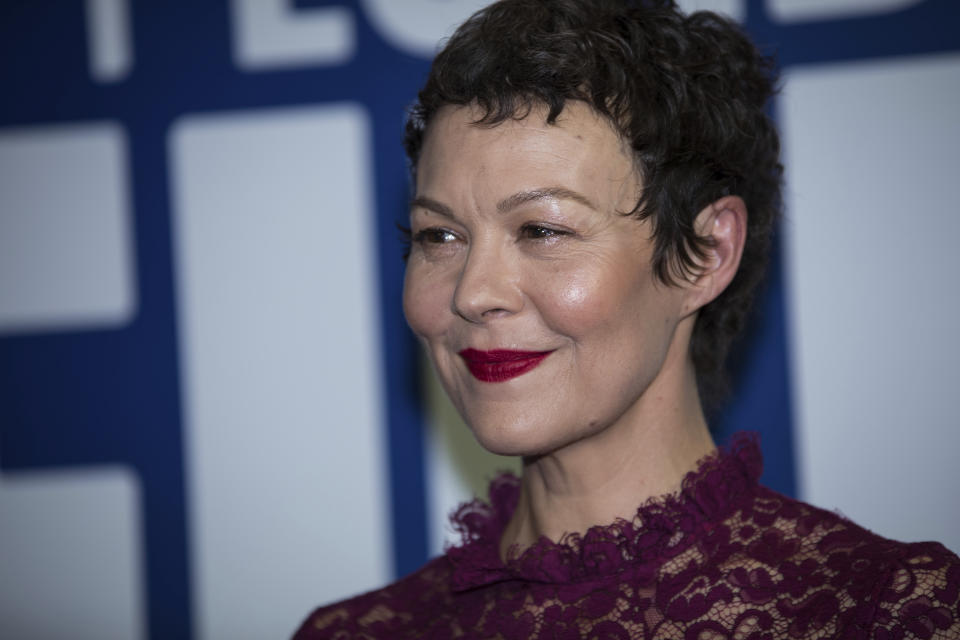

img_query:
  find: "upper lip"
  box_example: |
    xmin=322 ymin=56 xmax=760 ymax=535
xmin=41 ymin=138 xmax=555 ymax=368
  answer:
xmin=458 ymin=348 xmax=553 ymax=363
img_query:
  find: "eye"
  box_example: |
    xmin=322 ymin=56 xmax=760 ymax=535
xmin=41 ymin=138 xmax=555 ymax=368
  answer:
xmin=414 ymin=227 xmax=459 ymax=245
xmin=520 ymin=223 xmax=568 ymax=240
xmin=410 ymin=227 xmax=464 ymax=260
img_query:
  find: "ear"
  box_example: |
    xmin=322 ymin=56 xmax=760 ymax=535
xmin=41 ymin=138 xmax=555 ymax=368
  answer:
xmin=682 ymin=195 xmax=747 ymax=314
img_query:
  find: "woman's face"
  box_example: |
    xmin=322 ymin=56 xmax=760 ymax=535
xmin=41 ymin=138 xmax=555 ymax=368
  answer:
xmin=403 ymin=102 xmax=691 ymax=456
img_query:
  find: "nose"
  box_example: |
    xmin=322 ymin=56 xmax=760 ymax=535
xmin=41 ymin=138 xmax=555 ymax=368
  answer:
xmin=452 ymin=241 xmax=523 ymax=323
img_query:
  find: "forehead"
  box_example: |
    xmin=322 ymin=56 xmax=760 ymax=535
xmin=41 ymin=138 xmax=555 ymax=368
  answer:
xmin=416 ymin=102 xmax=638 ymax=207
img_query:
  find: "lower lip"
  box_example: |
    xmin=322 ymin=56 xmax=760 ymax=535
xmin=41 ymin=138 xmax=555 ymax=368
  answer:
xmin=458 ymin=349 xmax=553 ymax=383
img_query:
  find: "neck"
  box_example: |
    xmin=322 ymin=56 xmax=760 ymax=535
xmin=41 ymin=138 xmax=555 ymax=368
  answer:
xmin=499 ymin=319 xmax=715 ymax=560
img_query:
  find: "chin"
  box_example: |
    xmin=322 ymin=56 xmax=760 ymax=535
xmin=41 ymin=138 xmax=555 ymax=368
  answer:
xmin=466 ymin=413 xmax=583 ymax=458
xmin=466 ymin=417 xmax=541 ymax=457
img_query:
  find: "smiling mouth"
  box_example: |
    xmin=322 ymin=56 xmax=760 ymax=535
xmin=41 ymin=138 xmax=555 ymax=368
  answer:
xmin=458 ymin=348 xmax=554 ymax=382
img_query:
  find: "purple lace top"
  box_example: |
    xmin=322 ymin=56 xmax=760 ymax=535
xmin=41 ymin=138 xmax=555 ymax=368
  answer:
xmin=294 ymin=434 xmax=960 ymax=639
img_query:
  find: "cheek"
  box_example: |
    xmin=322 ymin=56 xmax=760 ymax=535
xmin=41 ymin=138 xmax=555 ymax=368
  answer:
xmin=403 ymin=264 xmax=451 ymax=339
xmin=539 ymin=264 xmax=633 ymax=337
xmin=534 ymin=256 xmax=678 ymax=366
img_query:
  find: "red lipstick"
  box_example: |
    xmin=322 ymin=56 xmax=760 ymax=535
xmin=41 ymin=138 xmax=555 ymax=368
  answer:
xmin=458 ymin=349 xmax=553 ymax=382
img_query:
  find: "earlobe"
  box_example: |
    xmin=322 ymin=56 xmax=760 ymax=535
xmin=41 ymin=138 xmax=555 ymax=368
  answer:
xmin=686 ymin=195 xmax=747 ymax=312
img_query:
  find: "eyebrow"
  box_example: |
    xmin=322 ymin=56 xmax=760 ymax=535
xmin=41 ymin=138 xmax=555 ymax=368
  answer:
xmin=497 ymin=187 xmax=597 ymax=213
xmin=410 ymin=186 xmax=596 ymax=219
xmin=409 ymin=195 xmax=454 ymax=219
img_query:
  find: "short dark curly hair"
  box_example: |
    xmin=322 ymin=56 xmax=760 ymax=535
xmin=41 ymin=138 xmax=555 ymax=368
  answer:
xmin=404 ymin=0 xmax=782 ymax=405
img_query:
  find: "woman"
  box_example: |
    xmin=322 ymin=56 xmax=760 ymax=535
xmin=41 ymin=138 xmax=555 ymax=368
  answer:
xmin=295 ymin=1 xmax=960 ymax=637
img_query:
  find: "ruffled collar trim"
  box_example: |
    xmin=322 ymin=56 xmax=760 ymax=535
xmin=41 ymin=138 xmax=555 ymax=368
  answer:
xmin=445 ymin=432 xmax=763 ymax=592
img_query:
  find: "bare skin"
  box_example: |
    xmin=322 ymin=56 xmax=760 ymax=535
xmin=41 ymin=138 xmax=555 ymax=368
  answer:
xmin=403 ymin=102 xmax=747 ymax=558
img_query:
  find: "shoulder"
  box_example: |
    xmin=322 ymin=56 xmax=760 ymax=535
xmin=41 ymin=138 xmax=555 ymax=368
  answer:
xmin=734 ymin=485 xmax=960 ymax=638
xmin=878 ymin=540 xmax=960 ymax=640
xmin=292 ymin=556 xmax=454 ymax=639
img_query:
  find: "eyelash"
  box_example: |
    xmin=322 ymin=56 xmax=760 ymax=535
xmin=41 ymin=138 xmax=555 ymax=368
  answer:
xmin=405 ymin=223 xmax=572 ymax=260
xmin=519 ymin=223 xmax=568 ymax=240
xmin=411 ymin=224 xmax=568 ymax=244
xmin=416 ymin=228 xmax=458 ymax=242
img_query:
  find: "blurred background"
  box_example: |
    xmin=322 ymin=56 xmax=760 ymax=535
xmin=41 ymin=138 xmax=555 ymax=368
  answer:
xmin=1 ymin=0 xmax=958 ymax=638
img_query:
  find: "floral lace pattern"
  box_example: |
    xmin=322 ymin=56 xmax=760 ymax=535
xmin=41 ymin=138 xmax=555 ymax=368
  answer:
xmin=294 ymin=434 xmax=960 ymax=639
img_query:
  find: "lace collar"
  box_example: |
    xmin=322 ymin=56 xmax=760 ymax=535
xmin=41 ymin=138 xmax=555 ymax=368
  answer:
xmin=446 ymin=432 xmax=763 ymax=592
